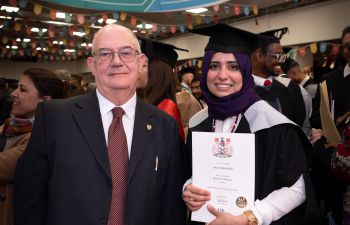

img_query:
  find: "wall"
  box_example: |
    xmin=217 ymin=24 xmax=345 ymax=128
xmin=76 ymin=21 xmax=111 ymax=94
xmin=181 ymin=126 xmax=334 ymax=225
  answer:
xmin=165 ymin=0 xmax=350 ymax=60
xmin=1 ymin=0 xmax=349 ymax=78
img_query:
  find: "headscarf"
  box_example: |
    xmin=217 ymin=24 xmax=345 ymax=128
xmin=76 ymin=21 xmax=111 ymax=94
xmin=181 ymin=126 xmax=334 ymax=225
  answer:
xmin=200 ymin=50 xmax=261 ymax=120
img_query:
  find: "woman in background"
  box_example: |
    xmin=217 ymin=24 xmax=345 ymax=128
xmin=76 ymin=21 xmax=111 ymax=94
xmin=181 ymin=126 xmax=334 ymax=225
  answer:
xmin=0 ymin=68 xmax=66 ymax=225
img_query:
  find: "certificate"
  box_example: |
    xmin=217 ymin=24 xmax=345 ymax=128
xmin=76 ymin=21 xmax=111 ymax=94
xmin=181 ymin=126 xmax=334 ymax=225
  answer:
xmin=191 ymin=132 xmax=255 ymax=223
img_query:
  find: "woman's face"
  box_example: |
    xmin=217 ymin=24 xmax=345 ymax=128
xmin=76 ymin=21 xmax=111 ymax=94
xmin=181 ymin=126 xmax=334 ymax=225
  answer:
xmin=207 ymin=52 xmax=243 ymax=98
xmin=11 ymin=75 xmax=43 ymax=118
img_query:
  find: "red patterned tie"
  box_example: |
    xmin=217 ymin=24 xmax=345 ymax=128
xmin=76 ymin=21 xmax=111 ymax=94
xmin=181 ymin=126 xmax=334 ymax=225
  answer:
xmin=264 ymin=79 xmax=272 ymax=87
xmin=107 ymin=107 xmax=128 ymax=225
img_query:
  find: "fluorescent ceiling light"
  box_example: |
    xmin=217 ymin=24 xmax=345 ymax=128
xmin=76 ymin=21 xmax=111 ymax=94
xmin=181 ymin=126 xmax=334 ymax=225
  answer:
xmin=1 ymin=6 xmax=19 ymax=13
xmin=0 ymin=25 xmax=3 ymax=29
xmin=16 ymin=38 xmax=21 ymax=42
xmin=73 ymin=31 xmax=86 ymax=37
xmin=31 ymin=27 xmax=47 ymax=33
xmin=185 ymin=8 xmax=208 ymax=14
xmin=59 ymin=41 xmax=64 ymax=45
xmin=81 ymin=43 xmax=87 ymax=47
xmin=23 ymin=38 xmax=31 ymax=42
xmin=0 ymin=16 xmax=12 ymax=19
xmin=56 ymin=12 xmax=67 ymax=19
xmin=132 ymin=29 xmax=137 ymax=33
xmin=6 ymin=46 xmax=10 ymax=49
xmin=136 ymin=23 xmax=153 ymax=29
xmin=11 ymin=46 xmax=18 ymax=49
xmin=64 ymin=49 xmax=76 ymax=53
xmin=42 ymin=20 xmax=74 ymax=26
xmin=36 ymin=47 xmax=42 ymax=51
xmin=97 ymin=18 xmax=117 ymax=24
xmin=53 ymin=41 xmax=58 ymax=44
xmin=88 ymin=43 xmax=92 ymax=47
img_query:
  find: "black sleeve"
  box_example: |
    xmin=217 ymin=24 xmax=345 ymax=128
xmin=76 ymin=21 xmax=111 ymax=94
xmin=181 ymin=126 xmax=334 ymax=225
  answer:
xmin=13 ymin=103 xmax=49 ymax=225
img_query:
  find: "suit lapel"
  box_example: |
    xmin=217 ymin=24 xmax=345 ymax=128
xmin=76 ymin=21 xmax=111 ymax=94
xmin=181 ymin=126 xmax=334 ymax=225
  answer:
xmin=128 ymin=99 xmax=154 ymax=183
xmin=72 ymin=92 xmax=111 ymax=180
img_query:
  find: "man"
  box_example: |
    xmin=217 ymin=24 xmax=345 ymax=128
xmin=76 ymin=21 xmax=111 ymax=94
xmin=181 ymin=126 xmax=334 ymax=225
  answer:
xmin=251 ymin=27 xmax=312 ymax=135
xmin=179 ymin=67 xmax=195 ymax=94
xmin=13 ymin=24 xmax=186 ymax=225
xmin=282 ymin=57 xmax=321 ymax=128
xmin=190 ymin=75 xmax=207 ymax=108
xmin=0 ymin=78 xmax=13 ymax=125
xmin=322 ymin=26 xmax=350 ymax=127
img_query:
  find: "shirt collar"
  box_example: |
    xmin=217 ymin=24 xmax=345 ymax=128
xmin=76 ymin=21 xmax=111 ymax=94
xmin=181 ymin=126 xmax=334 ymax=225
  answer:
xmin=252 ymin=74 xmax=273 ymax=86
xmin=96 ymin=89 xmax=137 ymax=120
xmin=300 ymin=75 xmax=310 ymax=87
xmin=344 ymin=63 xmax=350 ymax=78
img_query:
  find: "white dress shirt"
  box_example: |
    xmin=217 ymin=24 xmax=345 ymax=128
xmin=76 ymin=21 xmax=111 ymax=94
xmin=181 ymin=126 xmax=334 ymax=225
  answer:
xmin=344 ymin=63 xmax=350 ymax=77
xmin=300 ymin=75 xmax=311 ymax=87
xmin=96 ymin=89 xmax=136 ymax=158
xmin=252 ymin=74 xmax=273 ymax=87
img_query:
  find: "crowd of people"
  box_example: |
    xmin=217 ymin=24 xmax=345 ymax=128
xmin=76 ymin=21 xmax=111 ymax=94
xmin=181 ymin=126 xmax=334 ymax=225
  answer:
xmin=0 ymin=22 xmax=349 ymax=225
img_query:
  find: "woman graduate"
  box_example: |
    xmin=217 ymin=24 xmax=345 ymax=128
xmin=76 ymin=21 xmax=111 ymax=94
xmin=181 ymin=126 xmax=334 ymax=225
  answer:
xmin=182 ymin=23 xmax=320 ymax=225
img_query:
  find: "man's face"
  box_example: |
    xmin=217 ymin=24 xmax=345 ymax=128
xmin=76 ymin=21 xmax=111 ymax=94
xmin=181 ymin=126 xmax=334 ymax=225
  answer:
xmin=182 ymin=73 xmax=194 ymax=85
xmin=137 ymin=57 xmax=148 ymax=89
xmin=191 ymin=81 xmax=201 ymax=99
xmin=343 ymin=33 xmax=350 ymax=63
xmin=287 ymin=65 xmax=304 ymax=83
xmin=262 ymin=43 xmax=285 ymax=76
xmin=87 ymin=25 xmax=145 ymax=98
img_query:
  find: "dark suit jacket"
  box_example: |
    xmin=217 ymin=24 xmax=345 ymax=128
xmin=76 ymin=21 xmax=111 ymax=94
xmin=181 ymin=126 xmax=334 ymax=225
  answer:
xmin=13 ymin=91 xmax=187 ymax=225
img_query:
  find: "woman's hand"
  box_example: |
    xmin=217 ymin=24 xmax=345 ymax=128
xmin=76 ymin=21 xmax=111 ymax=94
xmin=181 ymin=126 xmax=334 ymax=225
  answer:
xmin=309 ymin=128 xmax=324 ymax=145
xmin=183 ymin=183 xmax=211 ymax=211
xmin=207 ymin=205 xmax=248 ymax=225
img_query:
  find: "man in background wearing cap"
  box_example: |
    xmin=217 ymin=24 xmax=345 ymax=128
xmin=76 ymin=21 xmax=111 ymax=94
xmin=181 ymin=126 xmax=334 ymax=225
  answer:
xmin=179 ymin=68 xmax=195 ymax=94
xmin=282 ymin=57 xmax=321 ymax=129
xmin=251 ymin=28 xmax=312 ymax=135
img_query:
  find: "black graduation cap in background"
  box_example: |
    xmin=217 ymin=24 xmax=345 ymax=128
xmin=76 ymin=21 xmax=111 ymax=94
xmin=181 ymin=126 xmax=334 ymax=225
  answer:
xmin=189 ymin=23 xmax=259 ymax=55
xmin=178 ymin=67 xmax=196 ymax=80
xmin=138 ymin=37 xmax=188 ymax=68
xmin=257 ymin=27 xmax=289 ymax=53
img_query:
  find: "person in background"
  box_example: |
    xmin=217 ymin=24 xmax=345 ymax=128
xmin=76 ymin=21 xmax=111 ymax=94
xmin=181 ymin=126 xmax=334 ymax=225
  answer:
xmin=179 ymin=67 xmax=195 ymax=94
xmin=190 ymin=75 xmax=207 ymax=109
xmin=321 ymin=26 xmax=350 ymax=129
xmin=0 ymin=78 xmax=12 ymax=125
xmin=251 ymin=27 xmax=312 ymax=135
xmin=139 ymin=38 xmax=187 ymax=140
xmin=183 ymin=23 xmax=320 ymax=225
xmin=0 ymin=68 xmax=65 ymax=225
xmin=282 ymin=57 xmax=321 ymax=129
xmin=13 ymin=24 xmax=186 ymax=225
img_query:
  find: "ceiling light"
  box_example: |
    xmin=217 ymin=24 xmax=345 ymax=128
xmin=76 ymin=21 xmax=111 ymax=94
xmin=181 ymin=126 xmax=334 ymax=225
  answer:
xmin=53 ymin=41 xmax=58 ymax=44
xmin=1 ymin=6 xmax=19 ymax=13
xmin=31 ymin=28 xmax=47 ymax=32
xmin=0 ymin=16 xmax=12 ymax=19
xmin=73 ymin=31 xmax=86 ymax=37
xmin=97 ymin=18 xmax=117 ymax=24
xmin=140 ymin=30 xmax=146 ymax=34
xmin=56 ymin=12 xmax=66 ymax=19
xmin=6 ymin=46 xmax=10 ymax=49
xmin=36 ymin=47 xmax=42 ymax=51
xmin=59 ymin=41 xmax=64 ymax=45
xmin=133 ymin=30 xmax=137 ymax=33
xmin=136 ymin=23 xmax=153 ymax=29
xmin=16 ymin=38 xmax=21 ymax=42
xmin=185 ymin=8 xmax=208 ymax=14
xmin=11 ymin=46 xmax=18 ymax=49
xmin=42 ymin=20 xmax=74 ymax=26
xmin=64 ymin=49 xmax=76 ymax=53
xmin=88 ymin=43 xmax=92 ymax=47
xmin=0 ymin=25 xmax=3 ymax=29
xmin=23 ymin=38 xmax=31 ymax=42
xmin=81 ymin=43 xmax=87 ymax=47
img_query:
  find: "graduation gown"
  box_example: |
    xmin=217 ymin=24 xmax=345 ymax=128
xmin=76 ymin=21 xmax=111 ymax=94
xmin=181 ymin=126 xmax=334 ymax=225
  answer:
xmin=303 ymin=79 xmax=322 ymax=129
xmin=322 ymin=68 xmax=350 ymax=121
xmin=255 ymin=77 xmax=307 ymax=130
xmin=186 ymin=101 xmax=320 ymax=225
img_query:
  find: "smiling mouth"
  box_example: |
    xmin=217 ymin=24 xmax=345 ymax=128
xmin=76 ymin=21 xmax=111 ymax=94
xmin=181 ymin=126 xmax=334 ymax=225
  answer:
xmin=215 ymin=84 xmax=232 ymax=89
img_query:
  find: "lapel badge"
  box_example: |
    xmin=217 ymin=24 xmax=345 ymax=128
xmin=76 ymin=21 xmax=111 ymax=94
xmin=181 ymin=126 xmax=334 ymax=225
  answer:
xmin=146 ymin=124 xmax=152 ymax=131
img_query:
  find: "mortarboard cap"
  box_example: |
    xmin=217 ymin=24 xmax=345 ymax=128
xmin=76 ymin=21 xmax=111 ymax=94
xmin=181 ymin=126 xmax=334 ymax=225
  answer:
xmin=189 ymin=23 xmax=259 ymax=55
xmin=138 ymin=37 xmax=188 ymax=68
xmin=178 ymin=67 xmax=196 ymax=80
xmin=256 ymin=27 xmax=289 ymax=53
xmin=259 ymin=27 xmax=289 ymax=40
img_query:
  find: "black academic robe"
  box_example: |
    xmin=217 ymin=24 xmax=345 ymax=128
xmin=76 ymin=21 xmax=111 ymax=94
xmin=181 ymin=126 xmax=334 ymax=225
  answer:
xmin=303 ymin=79 xmax=321 ymax=129
xmin=186 ymin=101 xmax=320 ymax=225
xmin=322 ymin=68 xmax=350 ymax=121
xmin=255 ymin=78 xmax=306 ymax=128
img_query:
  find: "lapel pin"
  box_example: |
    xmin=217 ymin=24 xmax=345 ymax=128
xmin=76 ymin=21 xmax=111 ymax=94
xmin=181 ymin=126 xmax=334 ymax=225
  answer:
xmin=146 ymin=124 xmax=152 ymax=130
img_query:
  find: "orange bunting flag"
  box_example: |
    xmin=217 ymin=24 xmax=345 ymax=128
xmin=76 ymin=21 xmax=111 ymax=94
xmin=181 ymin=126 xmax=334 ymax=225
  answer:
xmin=187 ymin=23 xmax=193 ymax=30
xmin=310 ymin=43 xmax=318 ymax=54
xmin=50 ymin=9 xmax=57 ymax=20
xmin=15 ymin=22 xmax=22 ymax=32
xmin=195 ymin=15 xmax=202 ymax=25
xmin=130 ymin=16 xmax=137 ymax=26
xmin=252 ymin=5 xmax=259 ymax=15
xmin=33 ymin=3 xmax=43 ymax=15
xmin=120 ymin=12 xmax=127 ymax=21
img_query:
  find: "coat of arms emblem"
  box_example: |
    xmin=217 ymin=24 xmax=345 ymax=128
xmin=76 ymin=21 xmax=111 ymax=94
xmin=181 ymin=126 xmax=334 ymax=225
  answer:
xmin=212 ymin=137 xmax=233 ymax=158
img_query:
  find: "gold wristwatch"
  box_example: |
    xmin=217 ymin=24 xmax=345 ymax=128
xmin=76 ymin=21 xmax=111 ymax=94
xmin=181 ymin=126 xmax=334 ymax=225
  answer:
xmin=244 ymin=210 xmax=258 ymax=225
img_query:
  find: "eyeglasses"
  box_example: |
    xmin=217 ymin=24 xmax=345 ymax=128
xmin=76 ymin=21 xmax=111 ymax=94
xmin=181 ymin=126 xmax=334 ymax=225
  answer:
xmin=267 ymin=53 xmax=287 ymax=63
xmin=92 ymin=48 xmax=139 ymax=62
